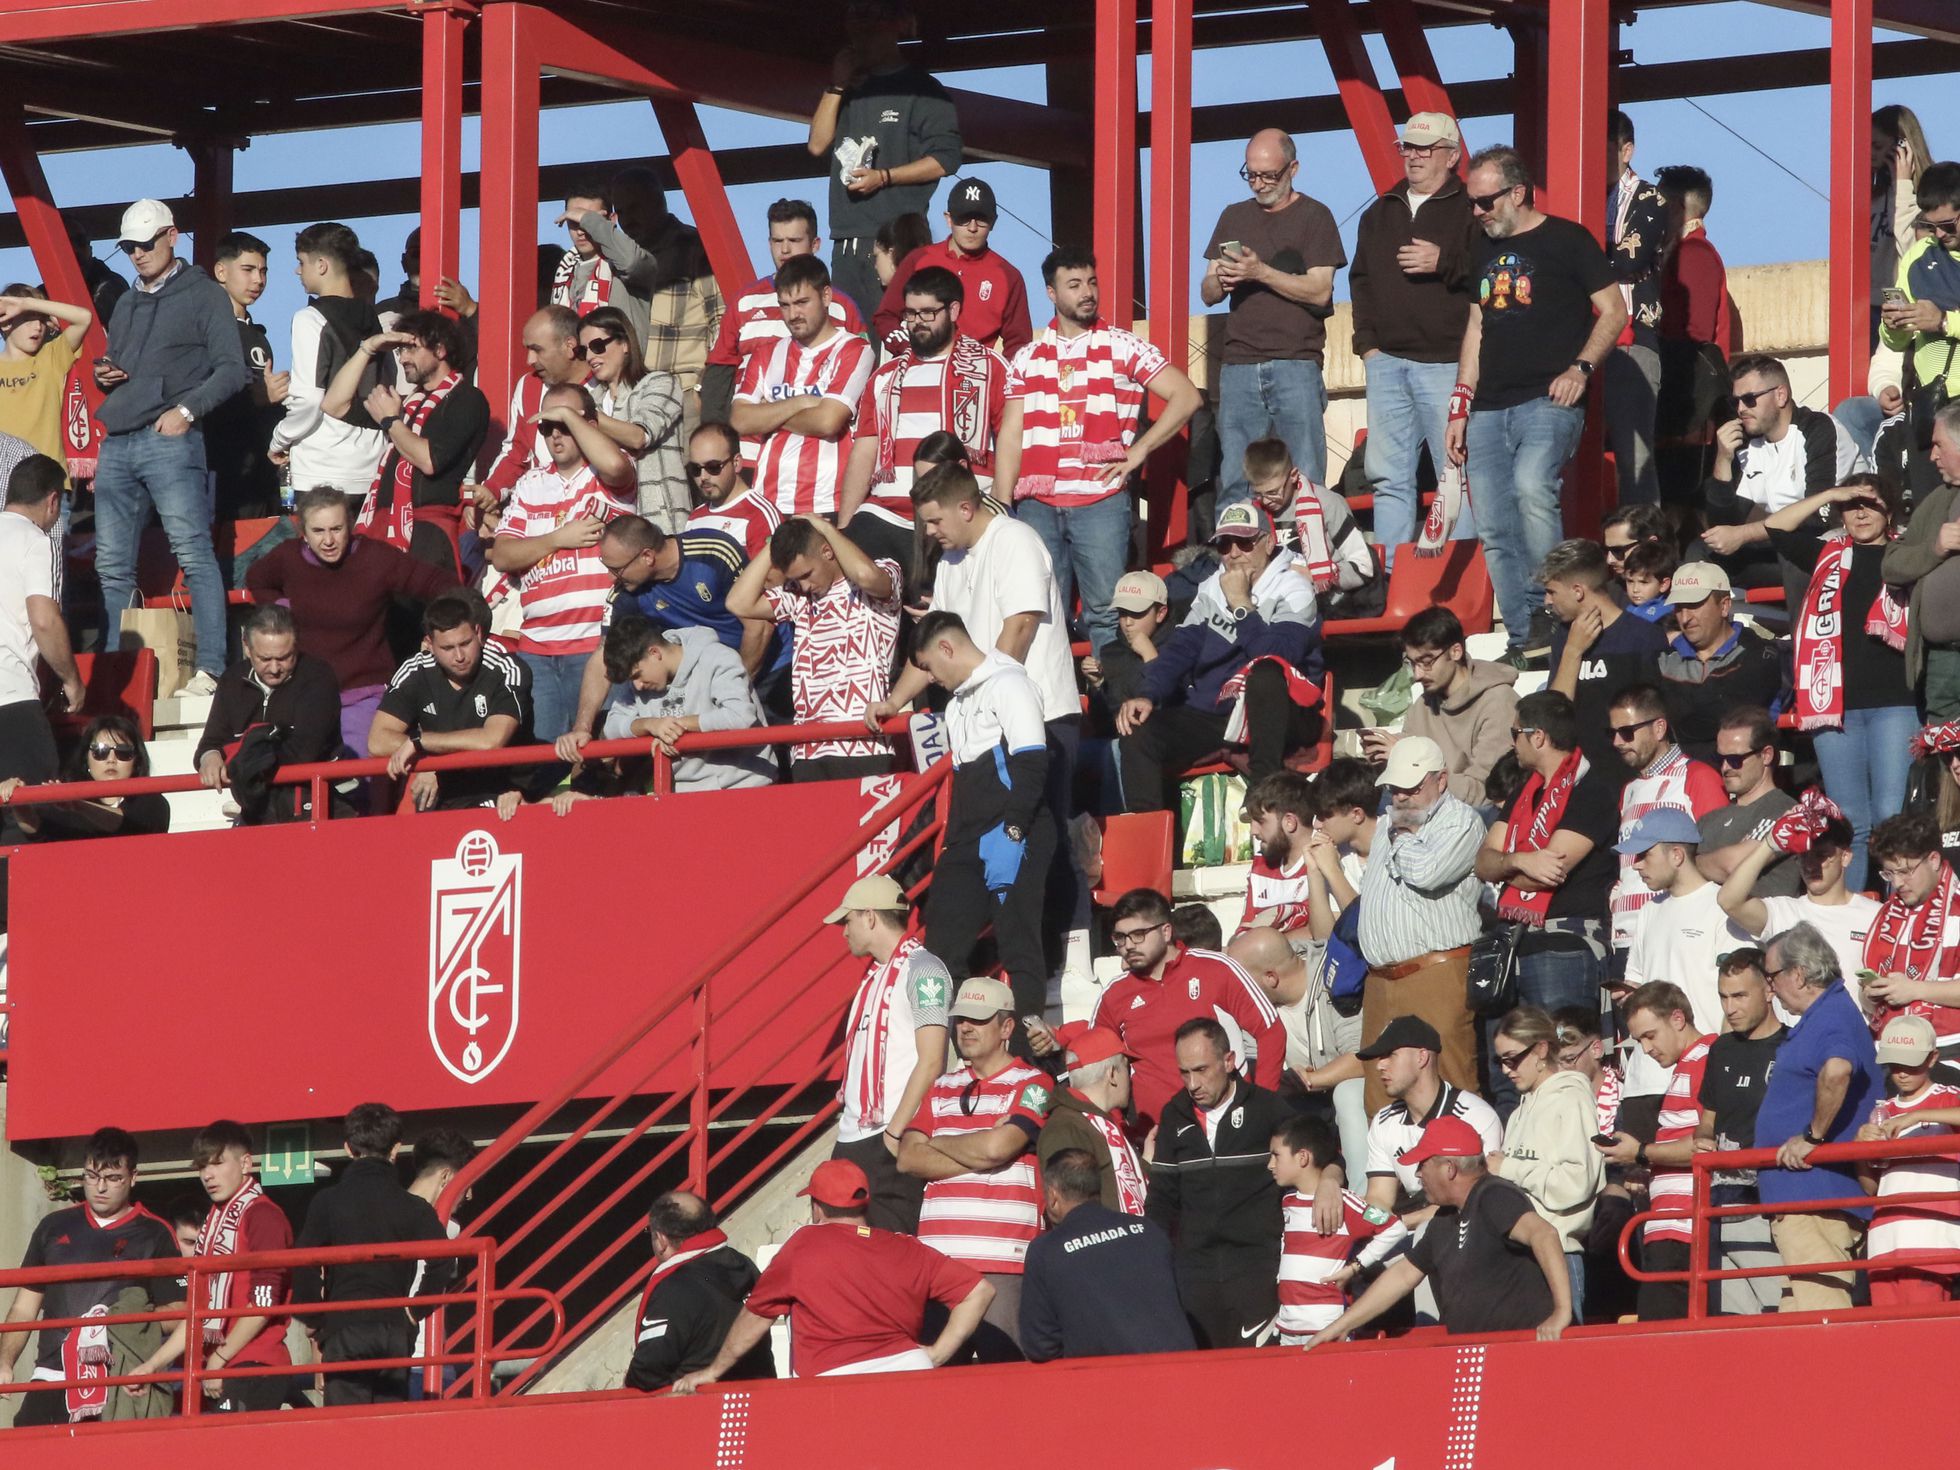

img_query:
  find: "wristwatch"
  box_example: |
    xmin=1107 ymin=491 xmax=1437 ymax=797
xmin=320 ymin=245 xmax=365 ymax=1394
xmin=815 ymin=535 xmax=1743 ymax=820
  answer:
xmin=1004 ymin=824 xmax=1025 ymax=842
xmin=1802 ymin=1128 xmax=1825 ymax=1146
xmin=173 ymin=404 xmax=195 ymax=424
xmin=1570 ymin=360 xmax=1595 ymax=378
xmin=1230 ymin=605 xmax=1250 ymax=623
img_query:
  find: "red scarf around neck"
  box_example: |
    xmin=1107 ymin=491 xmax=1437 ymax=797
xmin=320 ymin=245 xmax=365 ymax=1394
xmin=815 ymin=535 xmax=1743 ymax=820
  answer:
xmin=1012 ymin=320 xmax=1127 ymax=498
xmin=551 ymin=250 xmax=613 ymax=315
xmin=1867 ymin=861 xmax=1960 ymax=1044
xmin=1285 ymin=469 xmax=1338 ymax=592
xmin=1497 ymin=748 xmax=1589 ymax=925
xmin=1791 ymin=530 xmax=1907 ymax=731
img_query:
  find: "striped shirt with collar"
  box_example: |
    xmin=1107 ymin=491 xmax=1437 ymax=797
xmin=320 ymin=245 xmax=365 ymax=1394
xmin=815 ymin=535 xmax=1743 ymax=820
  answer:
xmin=1355 ymin=794 xmax=1485 ymax=968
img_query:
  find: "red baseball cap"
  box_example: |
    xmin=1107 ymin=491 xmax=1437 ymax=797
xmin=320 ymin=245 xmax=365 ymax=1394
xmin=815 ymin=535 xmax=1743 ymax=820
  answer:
xmin=1396 ymin=1116 xmax=1487 ymax=1168
xmin=1062 ymin=1026 xmax=1138 ymax=1074
xmin=799 ymin=1159 xmax=871 ymax=1209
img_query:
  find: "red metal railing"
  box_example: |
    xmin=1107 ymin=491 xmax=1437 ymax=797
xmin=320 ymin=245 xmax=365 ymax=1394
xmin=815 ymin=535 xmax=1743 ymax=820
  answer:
xmin=1617 ymin=1132 xmax=1960 ymax=1320
xmin=431 ymin=754 xmax=951 ymax=1395
xmin=0 ymin=1237 xmax=562 ymax=1420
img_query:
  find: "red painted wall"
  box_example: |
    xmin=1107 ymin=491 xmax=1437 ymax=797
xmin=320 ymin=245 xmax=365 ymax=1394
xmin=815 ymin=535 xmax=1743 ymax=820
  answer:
xmin=6 ymin=779 xmax=902 ymax=1138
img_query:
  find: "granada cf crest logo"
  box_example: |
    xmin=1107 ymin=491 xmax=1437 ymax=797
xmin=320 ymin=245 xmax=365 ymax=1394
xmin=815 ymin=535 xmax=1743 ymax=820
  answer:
xmin=430 ymin=830 xmax=522 ymax=1085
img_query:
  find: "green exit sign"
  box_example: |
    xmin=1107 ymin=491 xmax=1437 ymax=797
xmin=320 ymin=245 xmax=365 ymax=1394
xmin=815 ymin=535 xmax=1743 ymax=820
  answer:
xmin=260 ymin=1123 xmax=314 ymax=1188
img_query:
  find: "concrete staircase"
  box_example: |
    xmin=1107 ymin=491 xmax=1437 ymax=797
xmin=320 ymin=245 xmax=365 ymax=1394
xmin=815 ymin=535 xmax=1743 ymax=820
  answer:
xmin=147 ymin=689 xmax=234 ymax=834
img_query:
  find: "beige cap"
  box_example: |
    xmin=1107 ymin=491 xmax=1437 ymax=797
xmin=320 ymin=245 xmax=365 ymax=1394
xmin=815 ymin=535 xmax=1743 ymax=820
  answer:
xmin=1110 ymin=570 xmax=1168 ymax=613
xmin=948 ymin=977 xmax=1015 ymax=1020
xmin=1666 ymin=560 xmax=1733 ymax=605
xmin=1876 ymin=1013 xmax=1939 ymax=1066
xmin=823 ymin=873 xmax=908 ymax=924
xmin=118 ymin=199 xmax=174 ymax=245
xmin=1375 ymin=735 xmax=1448 ymax=789
xmin=1401 ymin=112 xmax=1461 ymax=149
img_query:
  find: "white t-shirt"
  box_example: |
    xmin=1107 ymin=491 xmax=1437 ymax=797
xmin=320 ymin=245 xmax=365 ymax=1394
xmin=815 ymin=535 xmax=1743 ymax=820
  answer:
xmin=932 ymin=513 xmax=1079 ymax=722
xmin=1753 ymin=892 xmax=1881 ymax=996
xmin=1735 ymin=418 xmax=1861 ymax=513
xmin=0 ymin=508 xmax=54 ymax=707
xmin=1622 ymin=882 xmax=1752 ymax=1097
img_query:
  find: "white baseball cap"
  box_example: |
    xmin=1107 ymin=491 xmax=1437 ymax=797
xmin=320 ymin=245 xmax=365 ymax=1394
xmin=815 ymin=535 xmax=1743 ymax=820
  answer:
xmin=118 ymin=199 xmax=175 ymax=246
xmin=1667 ymin=560 xmax=1733 ymax=605
xmin=1375 ymin=736 xmax=1448 ymax=790
xmin=1401 ymin=113 xmax=1461 ymax=149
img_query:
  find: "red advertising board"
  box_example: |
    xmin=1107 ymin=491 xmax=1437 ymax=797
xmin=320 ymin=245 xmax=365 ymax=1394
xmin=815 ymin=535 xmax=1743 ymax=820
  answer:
xmin=6 ymin=778 xmax=903 ymax=1139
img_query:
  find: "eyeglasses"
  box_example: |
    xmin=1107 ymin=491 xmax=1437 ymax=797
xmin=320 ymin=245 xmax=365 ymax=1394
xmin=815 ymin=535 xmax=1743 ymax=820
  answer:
xmin=1403 ymin=649 xmax=1451 ymax=672
xmin=1509 ymin=725 xmax=1539 ymax=741
xmin=1110 ymin=923 xmax=1166 ymax=948
xmin=82 ymin=1169 xmax=131 ymax=1187
xmin=580 ymin=334 xmax=620 ymax=354
xmin=1397 ymin=141 xmax=1449 ymax=156
xmin=1494 ymin=1047 xmax=1533 ymax=1071
xmin=1468 ymin=187 xmax=1517 ymax=213
xmin=685 ymin=457 xmax=731 ymax=478
xmin=901 ymin=306 xmax=949 ymax=323
xmin=1879 ymin=853 xmax=1934 ymax=885
xmin=117 ymin=231 xmax=166 ymax=255
xmin=1715 ymin=750 xmax=1762 ymax=770
xmin=1609 ymin=717 xmax=1661 ymax=743
xmin=89 ymin=742 xmax=136 ymax=761
xmin=1239 ymin=165 xmax=1290 ymax=185
xmin=1731 ymin=388 xmax=1780 ymax=409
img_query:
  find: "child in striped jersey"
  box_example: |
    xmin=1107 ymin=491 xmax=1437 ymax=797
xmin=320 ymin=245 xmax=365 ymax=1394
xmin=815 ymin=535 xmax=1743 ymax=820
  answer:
xmin=1267 ymin=1114 xmax=1407 ymax=1344
xmin=1858 ymin=1014 xmax=1960 ymax=1306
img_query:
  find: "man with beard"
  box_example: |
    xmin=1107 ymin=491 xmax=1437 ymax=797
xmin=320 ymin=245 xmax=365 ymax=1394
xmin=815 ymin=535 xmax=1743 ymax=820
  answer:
xmin=1604 ymin=682 xmax=1727 ymax=963
xmin=839 ymin=265 xmax=1009 ymax=572
xmin=684 ymin=421 xmax=779 ymax=559
xmin=994 ymin=246 xmax=1200 ymax=656
xmin=731 ymin=254 xmax=875 ymax=517
xmin=1446 ymin=147 xmax=1626 ymax=666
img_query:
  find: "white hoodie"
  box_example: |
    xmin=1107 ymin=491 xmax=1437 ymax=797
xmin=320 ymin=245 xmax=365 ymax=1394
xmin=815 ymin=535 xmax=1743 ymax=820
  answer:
xmin=1495 ymin=1068 xmax=1606 ymax=1254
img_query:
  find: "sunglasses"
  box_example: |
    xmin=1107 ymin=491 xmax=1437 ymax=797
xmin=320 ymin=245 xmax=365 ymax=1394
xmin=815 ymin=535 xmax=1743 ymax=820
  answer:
xmin=89 ymin=742 xmax=136 ymax=761
xmin=1927 ymin=216 xmax=1960 ymax=238
xmin=1494 ymin=1047 xmax=1533 ymax=1071
xmin=1468 ymin=187 xmax=1516 ymax=213
xmin=1731 ymin=388 xmax=1778 ymax=409
xmin=1509 ymin=725 xmax=1540 ymax=741
xmin=685 ymin=457 xmax=732 ymax=478
xmin=580 ymin=334 xmax=620 ymax=353
xmin=117 ymin=231 xmax=166 ymax=255
xmin=1609 ymin=717 xmax=1660 ymax=742
xmin=1603 ymin=541 xmax=1636 ymax=560
xmin=1715 ymin=750 xmax=1762 ymax=770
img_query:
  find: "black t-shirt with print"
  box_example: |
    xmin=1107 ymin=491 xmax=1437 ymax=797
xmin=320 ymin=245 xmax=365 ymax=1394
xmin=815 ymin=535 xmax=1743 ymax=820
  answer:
xmin=1406 ymin=1174 xmax=1554 ymax=1334
xmin=1698 ymin=1026 xmax=1788 ymax=1173
xmin=1549 ymin=610 xmax=1669 ymax=778
xmin=1471 ymin=216 xmax=1618 ymax=410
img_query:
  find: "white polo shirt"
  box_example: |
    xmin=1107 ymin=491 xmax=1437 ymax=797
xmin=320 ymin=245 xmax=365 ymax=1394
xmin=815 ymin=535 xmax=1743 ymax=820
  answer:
xmin=931 ymin=513 xmax=1079 ymax=723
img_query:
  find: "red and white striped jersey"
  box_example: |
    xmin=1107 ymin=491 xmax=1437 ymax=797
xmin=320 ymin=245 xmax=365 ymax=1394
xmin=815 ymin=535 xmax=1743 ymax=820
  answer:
xmin=484 ymin=373 xmax=552 ymax=497
xmin=1644 ymin=1035 xmax=1715 ymax=1244
xmin=766 ymin=557 xmax=903 ymax=761
xmin=1610 ymin=747 xmax=1727 ymax=951
xmin=1277 ymin=1187 xmax=1409 ymax=1336
xmin=1869 ymin=1083 xmax=1960 ymax=1267
xmin=837 ymin=938 xmax=953 ymax=1144
xmin=911 ymin=1060 xmax=1054 ymax=1273
xmin=1240 ymin=852 xmax=1313 ymax=935
xmin=857 ymin=345 xmax=1008 ymax=515
xmin=707 ymin=274 xmax=865 ymax=372
xmin=494 ymin=463 xmax=631 ymax=656
xmin=1594 ymin=1064 xmax=1624 ymax=1138
xmin=688 ymin=487 xmax=780 ymax=560
xmin=734 ymin=328 xmax=875 ymax=516
xmin=1004 ymin=325 xmax=1167 ymax=506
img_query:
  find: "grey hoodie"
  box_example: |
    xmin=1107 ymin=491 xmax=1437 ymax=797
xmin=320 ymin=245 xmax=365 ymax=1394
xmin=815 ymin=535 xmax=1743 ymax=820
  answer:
xmin=98 ymin=261 xmax=249 ymax=435
xmin=602 ymin=625 xmax=776 ymax=791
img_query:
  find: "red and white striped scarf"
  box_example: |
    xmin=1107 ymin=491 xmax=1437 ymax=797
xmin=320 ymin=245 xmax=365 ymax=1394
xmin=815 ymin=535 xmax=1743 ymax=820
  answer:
xmin=1790 ymin=530 xmax=1908 ymax=732
xmin=1219 ymin=655 xmax=1323 ymax=744
xmin=359 ymin=370 xmax=462 ymax=549
xmin=1867 ymin=863 xmax=1960 ymax=1047
xmin=1074 ymin=1098 xmax=1148 ymax=1213
xmin=195 ymin=1179 xmax=268 ymax=1346
xmin=841 ymin=937 xmax=923 ymax=1131
xmin=551 ymin=250 xmax=613 ymax=316
xmin=635 ymin=1228 xmax=729 ymax=1326
xmin=874 ymin=336 xmax=999 ymax=483
xmin=1285 ymin=470 xmax=1338 ymax=592
xmin=1498 ymin=749 xmax=1590 ymax=925
xmin=1011 ymin=320 xmax=1132 ymax=499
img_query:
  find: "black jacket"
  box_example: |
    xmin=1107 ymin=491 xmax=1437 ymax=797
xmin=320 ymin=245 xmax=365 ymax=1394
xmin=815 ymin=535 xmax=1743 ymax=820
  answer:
xmin=291 ymin=1157 xmax=451 ymax=1332
xmin=1146 ymin=1079 xmax=1290 ymax=1276
xmin=1702 ymin=405 xmax=1843 ymax=525
xmin=194 ymin=653 xmax=343 ymax=822
xmin=625 ymin=1237 xmax=776 ymax=1393
xmin=1349 ymin=177 xmax=1477 ymax=362
xmin=1020 ymin=1204 xmax=1195 ymax=1362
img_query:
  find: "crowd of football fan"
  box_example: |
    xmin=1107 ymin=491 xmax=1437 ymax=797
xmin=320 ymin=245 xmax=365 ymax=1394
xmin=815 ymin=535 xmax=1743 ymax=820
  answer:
xmin=3 ymin=0 xmax=1960 ymax=1415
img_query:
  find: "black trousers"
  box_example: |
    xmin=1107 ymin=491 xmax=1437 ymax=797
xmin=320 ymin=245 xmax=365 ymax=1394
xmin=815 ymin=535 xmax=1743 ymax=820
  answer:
xmin=1178 ymin=1259 xmax=1280 ymax=1349
xmin=209 ymin=1371 xmax=288 ymax=1414
xmin=10 ymin=1386 xmax=71 ymax=1427
xmin=1636 ymin=1239 xmax=1692 ymax=1322
xmin=833 ymin=1132 xmax=925 ymax=1235
xmin=1119 ymin=662 xmax=1319 ymax=813
xmin=925 ymin=813 xmax=1057 ymax=1032
xmin=319 ymin=1319 xmax=414 ymax=1406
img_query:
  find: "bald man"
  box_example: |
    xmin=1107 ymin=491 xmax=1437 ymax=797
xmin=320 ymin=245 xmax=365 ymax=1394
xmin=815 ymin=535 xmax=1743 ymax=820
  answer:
xmin=1202 ymin=127 xmax=1348 ymax=509
xmin=472 ymin=305 xmax=594 ymax=515
xmin=625 ymin=1189 xmax=774 ymax=1393
xmin=1229 ymin=926 xmax=1370 ymax=1177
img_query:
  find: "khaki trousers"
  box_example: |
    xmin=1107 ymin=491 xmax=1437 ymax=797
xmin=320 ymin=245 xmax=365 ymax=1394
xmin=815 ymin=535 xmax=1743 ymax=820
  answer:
xmin=1769 ymin=1210 xmax=1862 ymax=1313
xmin=1361 ymin=949 xmax=1479 ymax=1117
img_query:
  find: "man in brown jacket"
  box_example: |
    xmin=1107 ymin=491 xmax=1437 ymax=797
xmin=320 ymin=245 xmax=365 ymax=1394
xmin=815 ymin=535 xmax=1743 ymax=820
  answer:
xmin=1037 ymin=1027 xmax=1150 ymax=1214
xmin=1363 ymin=606 xmax=1517 ymax=806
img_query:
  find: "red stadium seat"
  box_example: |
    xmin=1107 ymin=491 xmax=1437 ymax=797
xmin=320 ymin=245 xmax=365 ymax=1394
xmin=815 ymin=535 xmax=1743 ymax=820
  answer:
xmin=41 ymin=649 xmax=160 ymax=740
xmin=142 ymin=517 xmax=284 ymax=608
xmin=1092 ymin=811 xmax=1175 ymax=907
xmin=1743 ymin=586 xmax=1786 ymax=606
xmin=1324 ymin=540 xmax=1492 ymax=638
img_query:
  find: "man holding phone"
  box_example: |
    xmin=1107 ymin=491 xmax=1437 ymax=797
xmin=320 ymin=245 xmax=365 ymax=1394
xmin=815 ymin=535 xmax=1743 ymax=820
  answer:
xmin=1879 ymin=160 xmax=1960 ymax=497
xmin=90 ymin=199 xmax=248 ymax=697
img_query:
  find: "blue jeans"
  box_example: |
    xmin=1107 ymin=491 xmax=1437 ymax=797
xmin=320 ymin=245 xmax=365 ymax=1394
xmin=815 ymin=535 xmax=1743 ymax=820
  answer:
xmin=1363 ymin=353 xmax=1468 ymax=564
xmin=1466 ymin=399 xmax=1587 ymax=652
xmin=93 ymin=427 xmax=227 ymax=676
xmin=1813 ymin=703 xmax=1919 ymax=892
xmin=1833 ymin=395 xmax=1887 ymax=461
xmin=1486 ymin=940 xmax=1604 ymax=1116
xmin=1016 ymin=493 xmax=1132 ymax=654
xmin=519 ymin=650 xmax=588 ymax=742
xmin=1217 ymin=359 xmax=1327 ymax=510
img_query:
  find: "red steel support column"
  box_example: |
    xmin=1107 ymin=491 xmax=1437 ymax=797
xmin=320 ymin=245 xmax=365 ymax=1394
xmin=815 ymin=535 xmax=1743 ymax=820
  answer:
xmin=1144 ymin=0 xmax=1193 ymax=558
xmin=0 ymin=108 xmax=107 ymax=423
xmin=477 ymin=3 xmax=539 ymax=438
xmin=1308 ymin=0 xmax=1403 ymax=194
xmin=1544 ymin=0 xmax=1611 ymax=536
xmin=650 ymin=98 xmax=755 ymax=295
xmin=1377 ymin=0 xmax=1464 ymax=171
xmin=187 ymin=139 xmax=233 ymax=272
xmin=1829 ymin=0 xmax=1873 ymax=403
xmin=420 ymin=3 xmax=470 ymax=310
xmin=1093 ymin=0 xmax=1139 ymax=326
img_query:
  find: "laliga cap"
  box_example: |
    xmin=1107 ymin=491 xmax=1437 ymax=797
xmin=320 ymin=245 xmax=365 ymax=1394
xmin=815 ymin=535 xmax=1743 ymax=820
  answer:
xmin=1667 ymin=560 xmax=1732 ymax=605
xmin=1876 ymin=1013 xmax=1939 ymax=1067
xmin=824 ymin=874 xmax=908 ymax=924
xmin=948 ymin=976 xmax=1015 ymax=1020
xmin=1110 ymin=570 xmax=1169 ymax=613
xmin=1401 ymin=112 xmax=1462 ymax=149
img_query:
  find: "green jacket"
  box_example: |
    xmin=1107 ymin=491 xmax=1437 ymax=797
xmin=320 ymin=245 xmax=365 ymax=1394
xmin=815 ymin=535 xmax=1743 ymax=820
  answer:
xmin=1880 ymin=236 xmax=1960 ymax=396
xmin=1881 ymin=475 xmax=1960 ymax=685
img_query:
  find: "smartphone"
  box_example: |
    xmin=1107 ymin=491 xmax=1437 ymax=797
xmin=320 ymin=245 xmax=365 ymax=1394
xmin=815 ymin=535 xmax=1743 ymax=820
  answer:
xmin=1219 ymin=240 xmax=1242 ymax=258
xmin=1856 ymin=967 xmax=1882 ymax=986
xmin=93 ymin=355 xmax=120 ymax=369
xmin=1882 ymin=287 xmax=1908 ymax=307
xmin=1591 ymin=1134 xmax=1619 ymax=1147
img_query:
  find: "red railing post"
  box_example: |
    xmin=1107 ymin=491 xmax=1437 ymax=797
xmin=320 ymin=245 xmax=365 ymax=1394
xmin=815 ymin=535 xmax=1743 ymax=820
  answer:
xmin=473 ymin=1241 xmax=493 ymax=1399
xmin=1688 ymin=1156 xmax=1710 ymax=1322
xmin=652 ymin=746 xmax=674 ymax=797
xmin=182 ymin=1263 xmax=203 ymax=1418
xmin=689 ymin=979 xmax=711 ymax=1191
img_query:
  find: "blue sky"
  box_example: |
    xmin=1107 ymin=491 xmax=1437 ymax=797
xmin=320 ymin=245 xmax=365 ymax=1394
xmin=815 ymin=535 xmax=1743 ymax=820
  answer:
xmin=0 ymin=2 xmax=1951 ymax=349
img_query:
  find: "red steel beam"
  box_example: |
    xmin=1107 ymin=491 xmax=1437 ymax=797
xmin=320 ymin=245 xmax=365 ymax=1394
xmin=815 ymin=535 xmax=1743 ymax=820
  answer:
xmin=649 ymin=98 xmax=755 ymax=296
xmin=1830 ymin=0 xmax=1873 ymax=402
xmin=419 ymin=3 xmax=470 ymax=311
xmin=1376 ymin=0 xmax=1465 ymax=174
xmin=1507 ymin=19 xmax=1546 ymax=186
xmin=476 ymin=2 xmax=538 ymax=433
xmin=0 ymin=0 xmax=405 ymax=45
xmin=186 ymin=137 xmax=233 ymax=272
xmin=1144 ymin=0 xmax=1194 ymax=559
xmin=1544 ymin=0 xmax=1610 ymax=536
xmin=1093 ymin=0 xmax=1139 ymax=325
xmin=0 ymin=106 xmax=106 ymax=413
xmin=1308 ymin=0 xmax=1403 ymax=194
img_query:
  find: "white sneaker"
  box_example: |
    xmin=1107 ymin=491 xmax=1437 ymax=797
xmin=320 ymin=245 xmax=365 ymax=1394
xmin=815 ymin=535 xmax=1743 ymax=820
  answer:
xmin=180 ymin=670 xmax=219 ymax=697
